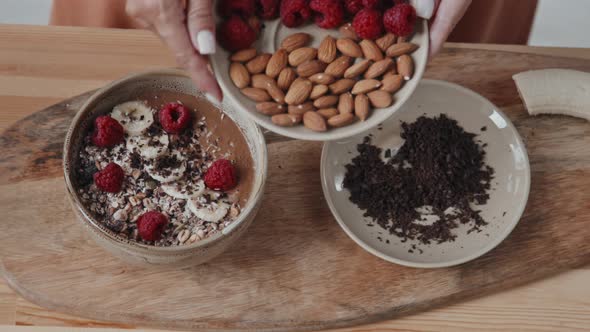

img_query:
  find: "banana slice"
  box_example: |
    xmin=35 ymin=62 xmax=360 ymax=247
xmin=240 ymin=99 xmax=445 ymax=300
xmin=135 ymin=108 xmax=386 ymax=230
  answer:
xmin=111 ymin=101 xmax=155 ymax=135
xmin=126 ymin=133 xmax=169 ymax=160
xmin=144 ymin=152 xmax=186 ymax=183
xmin=161 ymin=178 xmax=205 ymax=199
xmin=187 ymin=191 xmax=230 ymax=223
xmin=513 ymin=69 xmax=590 ymax=120
xmin=111 ymin=145 xmax=133 ymax=172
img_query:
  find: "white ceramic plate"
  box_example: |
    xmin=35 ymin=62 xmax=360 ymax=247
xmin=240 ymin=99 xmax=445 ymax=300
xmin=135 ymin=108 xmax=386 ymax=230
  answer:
xmin=321 ymin=80 xmax=531 ymax=268
xmin=210 ymin=17 xmax=429 ymax=141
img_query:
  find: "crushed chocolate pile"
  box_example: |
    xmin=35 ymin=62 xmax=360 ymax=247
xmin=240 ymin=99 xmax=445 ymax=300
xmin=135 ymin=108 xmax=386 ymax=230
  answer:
xmin=343 ymin=114 xmax=494 ymax=244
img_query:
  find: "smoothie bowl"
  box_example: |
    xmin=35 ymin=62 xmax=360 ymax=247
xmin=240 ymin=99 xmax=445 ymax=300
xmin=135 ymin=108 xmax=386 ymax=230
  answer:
xmin=63 ymin=69 xmax=267 ymax=267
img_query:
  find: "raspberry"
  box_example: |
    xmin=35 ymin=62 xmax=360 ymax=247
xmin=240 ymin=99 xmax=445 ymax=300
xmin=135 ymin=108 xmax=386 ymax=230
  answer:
xmin=158 ymin=102 xmax=192 ymax=134
xmin=204 ymin=159 xmax=238 ymax=191
xmin=344 ymin=0 xmax=363 ymax=14
xmin=257 ymin=0 xmax=280 ymax=20
xmin=352 ymin=9 xmax=383 ymax=40
xmin=362 ymin=0 xmax=382 ymax=9
xmin=217 ymin=0 xmax=256 ymax=18
xmin=93 ymin=163 xmax=124 ymax=193
xmin=383 ymin=3 xmax=417 ymax=36
xmin=137 ymin=211 xmax=168 ymax=242
xmin=280 ymin=0 xmax=312 ymax=28
xmin=217 ymin=16 xmax=257 ymax=52
xmin=310 ymin=0 xmax=344 ymax=29
xmin=91 ymin=115 xmax=124 ymax=148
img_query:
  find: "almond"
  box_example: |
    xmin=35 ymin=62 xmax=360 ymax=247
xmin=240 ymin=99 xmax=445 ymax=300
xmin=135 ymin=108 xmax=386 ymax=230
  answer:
xmin=280 ymin=33 xmax=311 ymax=52
xmin=338 ymin=93 xmax=354 ymax=114
xmin=251 ymin=74 xmax=274 ymax=89
xmin=397 ymin=36 xmax=408 ymax=43
xmin=313 ymin=95 xmax=339 ymax=108
xmin=272 ymin=113 xmax=302 ymax=127
xmin=364 ymin=58 xmax=394 ymax=79
xmin=285 ymin=78 xmax=312 ymax=105
xmin=256 ymin=102 xmax=286 ymax=115
xmin=376 ymin=33 xmax=397 ymax=51
xmin=397 ymin=55 xmax=414 ymax=80
xmin=354 ymin=94 xmax=370 ymax=121
xmin=266 ymin=81 xmax=286 ymax=104
xmin=336 ymin=38 xmax=363 ymax=58
xmin=317 ymin=108 xmax=339 ymax=119
xmin=328 ymin=113 xmax=355 ymax=128
xmin=241 ymin=87 xmax=271 ymax=102
xmin=303 ymin=111 xmax=327 ymax=132
xmin=367 ymin=90 xmax=393 ymax=108
xmin=325 ymin=56 xmax=352 ymax=78
xmin=339 ymin=23 xmax=359 ymax=41
xmin=360 ymin=40 xmax=383 ymax=61
xmin=385 ymin=42 xmax=419 ymax=57
xmin=246 ymin=53 xmax=272 ymax=74
xmin=344 ymin=59 xmax=372 ymax=79
xmin=297 ymin=60 xmax=327 ymax=77
xmin=318 ymin=36 xmax=337 ymax=63
xmin=288 ymin=47 xmax=317 ymax=67
xmin=266 ymin=49 xmax=288 ymax=78
xmin=230 ymin=48 xmax=257 ymax=62
xmin=351 ymin=79 xmax=381 ymax=94
xmin=310 ymin=84 xmax=329 ymax=100
xmin=329 ymin=78 xmax=356 ymax=94
xmin=309 ymin=73 xmax=335 ymax=85
xmin=229 ymin=62 xmax=250 ymax=89
xmin=381 ymin=73 xmax=404 ymax=93
xmin=288 ymin=102 xmax=315 ymax=115
xmin=277 ymin=67 xmax=297 ymax=91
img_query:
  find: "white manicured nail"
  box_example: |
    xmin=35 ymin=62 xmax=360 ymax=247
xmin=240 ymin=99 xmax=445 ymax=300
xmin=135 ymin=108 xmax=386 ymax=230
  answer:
xmin=410 ymin=0 xmax=435 ymax=19
xmin=195 ymin=30 xmax=216 ymax=54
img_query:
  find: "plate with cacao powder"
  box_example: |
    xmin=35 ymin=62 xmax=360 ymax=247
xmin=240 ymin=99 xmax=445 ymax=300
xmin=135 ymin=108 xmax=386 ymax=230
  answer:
xmin=321 ymin=80 xmax=530 ymax=268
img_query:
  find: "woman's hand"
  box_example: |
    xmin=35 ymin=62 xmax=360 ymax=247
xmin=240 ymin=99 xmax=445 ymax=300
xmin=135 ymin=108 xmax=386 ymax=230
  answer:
xmin=126 ymin=0 xmax=223 ymax=101
xmin=428 ymin=0 xmax=472 ymax=57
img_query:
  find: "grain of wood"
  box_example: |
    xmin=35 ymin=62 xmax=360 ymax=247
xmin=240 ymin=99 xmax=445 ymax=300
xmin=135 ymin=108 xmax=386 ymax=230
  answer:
xmin=1 ymin=24 xmax=590 ymax=332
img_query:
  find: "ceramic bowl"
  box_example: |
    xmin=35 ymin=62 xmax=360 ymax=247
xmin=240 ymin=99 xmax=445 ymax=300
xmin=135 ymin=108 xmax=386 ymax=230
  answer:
xmin=63 ymin=69 xmax=267 ymax=268
xmin=322 ymin=80 xmax=531 ymax=268
xmin=210 ymin=17 xmax=429 ymax=141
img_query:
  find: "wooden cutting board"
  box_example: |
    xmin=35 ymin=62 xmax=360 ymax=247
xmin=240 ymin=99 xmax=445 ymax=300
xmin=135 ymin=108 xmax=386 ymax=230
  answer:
xmin=1 ymin=49 xmax=590 ymax=331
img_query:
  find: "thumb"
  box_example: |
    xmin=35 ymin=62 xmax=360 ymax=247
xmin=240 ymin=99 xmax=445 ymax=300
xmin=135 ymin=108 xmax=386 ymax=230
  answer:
xmin=187 ymin=0 xmax=216 ymax=55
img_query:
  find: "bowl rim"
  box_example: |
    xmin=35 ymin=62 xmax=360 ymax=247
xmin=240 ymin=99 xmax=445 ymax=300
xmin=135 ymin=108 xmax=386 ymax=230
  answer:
xmin=320 ymin=79 xmax=531 ymax=268
xmin=210 ymin=20 xmax=429 ymax=142
xmin=63 ymin=68 xmax=268 ymax=252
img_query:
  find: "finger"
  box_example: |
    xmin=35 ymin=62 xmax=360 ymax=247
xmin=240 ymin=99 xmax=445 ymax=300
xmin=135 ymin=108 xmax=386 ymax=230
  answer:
xmin=152 ymin=1 xmax=222 ymax=101
xmin=187 ymin=0 xmax=216 ymax=55
xmin=429 ymin=0 xmax=471 ymax=57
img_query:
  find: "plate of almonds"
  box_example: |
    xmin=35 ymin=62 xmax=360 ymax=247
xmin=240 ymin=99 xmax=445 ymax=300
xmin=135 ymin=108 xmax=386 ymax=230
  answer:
xmin=211 ymin=0 xmax=429 ymax=141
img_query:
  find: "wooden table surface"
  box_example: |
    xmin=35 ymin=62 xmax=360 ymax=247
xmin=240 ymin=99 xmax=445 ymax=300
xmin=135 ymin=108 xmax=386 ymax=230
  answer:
xmin=0 ymin=24 xmax=589 ymax=332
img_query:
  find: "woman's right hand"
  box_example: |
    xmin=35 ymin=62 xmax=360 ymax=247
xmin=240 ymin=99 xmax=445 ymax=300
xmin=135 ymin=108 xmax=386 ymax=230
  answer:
xmin=126 ymin=0 xmax=223 ymax=101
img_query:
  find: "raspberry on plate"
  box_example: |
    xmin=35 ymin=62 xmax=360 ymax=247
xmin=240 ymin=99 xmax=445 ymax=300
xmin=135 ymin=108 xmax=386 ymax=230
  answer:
xmin=91 ymin=115 xmax=124 ymax=148
xmin=344 ymin=0 xmax=364 ymax=15
xmin=137 ymin=211 xmax=169 ymax=242
xmin=352 ymin=9 xmax=383 ymax=40
xmin=310 ymin=0 xmax=344 ymax=29
xmin=204 ymin=159 xmax=238 ymax=191
xmin=217 ymin=0 xmax=256 ymax=18
xmin=280 ymin=0 xmax=312 ymax=28
xmin=93 ymin=163 xmax=125 ymax=193
xmin=383 ymin=3 xmax=417 ymax=36
xmin=362 ymin=0 xmax=382 ymax=9
xmin=257 ymin=0 xmax=280 ymax=20
xmin=158 ymin=102 xmax=192 ymax=134
xmin=217 ymin=16 xmax=257 ymax=52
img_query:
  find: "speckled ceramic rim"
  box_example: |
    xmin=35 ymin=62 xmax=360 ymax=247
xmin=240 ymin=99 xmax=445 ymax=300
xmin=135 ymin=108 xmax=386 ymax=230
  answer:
xmin=63 ymin=68 xmax=268 ymax=252
xmin=211 ymin=20 xmax=429 ymax=141
xmin=321 ymin=79 xmax=531 ymax=268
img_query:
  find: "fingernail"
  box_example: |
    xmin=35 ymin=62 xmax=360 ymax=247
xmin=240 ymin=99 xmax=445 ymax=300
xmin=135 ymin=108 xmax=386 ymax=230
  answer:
xmin=410 ymin=0 xmax=435 ymax=19
xmin=195 ymin=30 xmax=216 ymax=55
